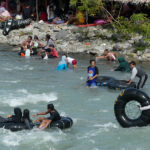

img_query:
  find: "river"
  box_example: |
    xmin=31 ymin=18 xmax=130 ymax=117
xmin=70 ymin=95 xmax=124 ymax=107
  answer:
xmin=0 ymin=51 xmax=150 ymax=150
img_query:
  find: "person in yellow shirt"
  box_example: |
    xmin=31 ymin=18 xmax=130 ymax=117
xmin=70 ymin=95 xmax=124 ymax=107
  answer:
xmin=67 ymin=10 xmax=85 ymax=25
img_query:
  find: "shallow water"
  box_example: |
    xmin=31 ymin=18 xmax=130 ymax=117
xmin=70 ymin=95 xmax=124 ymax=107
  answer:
xmin=0 ymin=51 xmax=150 ymax=150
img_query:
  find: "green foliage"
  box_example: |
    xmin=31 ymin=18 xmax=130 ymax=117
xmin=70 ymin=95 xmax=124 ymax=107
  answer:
xmin=70 ymin=0 xmax=104 ymax=16
xmin=134 ymin=46 xmax=146 ymax=53
xmin=112 ymin=13 xmax=150 ymax=41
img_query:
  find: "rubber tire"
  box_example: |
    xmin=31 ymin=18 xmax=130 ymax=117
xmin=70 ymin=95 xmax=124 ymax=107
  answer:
xmin=96 ymin=76 xmax=115 ymax=86
xmin=114 ymin=88 xmax=150 ymax=127
xmin=50 ymin=117 xmax=73 ymax=129
xmin=108 ymin=80 xmax=136 ymax=90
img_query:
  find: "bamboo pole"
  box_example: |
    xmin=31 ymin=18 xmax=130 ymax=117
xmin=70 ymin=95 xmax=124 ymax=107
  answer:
xmin=36 ymin=0 xmax=39 ymax=22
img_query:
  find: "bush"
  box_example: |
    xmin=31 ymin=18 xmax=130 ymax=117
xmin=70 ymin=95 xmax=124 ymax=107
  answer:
xmin=112 ymin=13 xmax=150 ymax=41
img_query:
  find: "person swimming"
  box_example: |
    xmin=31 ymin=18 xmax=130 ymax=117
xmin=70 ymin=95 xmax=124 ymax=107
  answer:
xmin=96 ymin=49 xmax=116 ymax=61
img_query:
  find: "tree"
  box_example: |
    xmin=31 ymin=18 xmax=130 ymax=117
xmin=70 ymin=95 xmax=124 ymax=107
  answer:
xmin=70 ymin=0 xmax=103 ymax=23
xmin=70 ymin=0 xmax=120 ymax=25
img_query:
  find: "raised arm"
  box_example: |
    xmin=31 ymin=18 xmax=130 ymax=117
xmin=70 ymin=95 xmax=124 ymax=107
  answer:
xmin=96 ymin=56 xmax=106 ymax=59
xmin=32 ymin=111 xmax=48 ymax=117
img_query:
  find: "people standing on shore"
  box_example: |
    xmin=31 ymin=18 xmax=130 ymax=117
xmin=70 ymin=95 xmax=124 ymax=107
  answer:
xmin=128 ymin=61 xmax=148 ymax=89
xmin=96 ymin=49 xmax=116 ymax=61
xmin=86 ymin=59 xmax=99 ymax=87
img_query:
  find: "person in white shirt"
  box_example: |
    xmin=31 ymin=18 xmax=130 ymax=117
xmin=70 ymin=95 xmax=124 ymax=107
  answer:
xmin=128 ymin=61 xmax=148 ymax=89
xmin=65 ymin=55 xmax=77 ymax=69
xmin=47 ymin=4 xmax=55 ymax=23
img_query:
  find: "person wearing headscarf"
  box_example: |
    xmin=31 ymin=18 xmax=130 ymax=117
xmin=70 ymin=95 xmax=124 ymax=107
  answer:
xmin=56 ymin=55 xmax=67 ymax=70
xmin=0 ymin=107 xmax=22 ymax=123
xmin=114 ymin=56 xmax=130 ymax=72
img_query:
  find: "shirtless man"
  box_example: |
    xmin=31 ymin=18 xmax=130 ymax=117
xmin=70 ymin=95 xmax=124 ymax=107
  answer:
xmin=21 ymin=36 xmax=33 ymax=51
xmin=96 ymin=49 xmax=116 ymax=61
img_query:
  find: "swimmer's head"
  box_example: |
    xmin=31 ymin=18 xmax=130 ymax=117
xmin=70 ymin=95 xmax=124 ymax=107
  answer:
xmin=90 ymin=59 xmax=96 ymax=67
xmin=47 ymin=104 xmax=54 ymax=111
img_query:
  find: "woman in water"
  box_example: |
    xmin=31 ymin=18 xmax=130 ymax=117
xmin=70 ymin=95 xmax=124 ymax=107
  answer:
xmin=0 ymin=107 xmax=22 ymax=123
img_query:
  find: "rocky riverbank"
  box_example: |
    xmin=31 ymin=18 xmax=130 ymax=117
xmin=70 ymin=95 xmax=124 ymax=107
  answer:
xmin=0 ymin=21 xmax=150 ymax=61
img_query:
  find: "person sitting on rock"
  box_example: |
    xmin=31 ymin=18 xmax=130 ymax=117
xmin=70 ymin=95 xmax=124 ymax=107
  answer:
xmin=86 ymin=59 xmax=99 ymax=87
xmin=32 ymin=104 xmax=61 ymax=130
xmin=128 ymin=61 xmax=148 ymax=89
xmin=114 ymin=56 xmax=130 ymax=72
xmin=66 ymin=10 xmax=85 ymax=25
xmin=0 ymin=2 xmax=11 ymax=21
xmin=96 ymin=49 xmax=116 ymax=61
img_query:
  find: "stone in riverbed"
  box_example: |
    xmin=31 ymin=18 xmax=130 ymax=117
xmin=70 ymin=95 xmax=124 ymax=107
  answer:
xmin=55 ymin=30 xmax=70 ymax=40
xmin=142 ymin=53 xmax=150 ymax=58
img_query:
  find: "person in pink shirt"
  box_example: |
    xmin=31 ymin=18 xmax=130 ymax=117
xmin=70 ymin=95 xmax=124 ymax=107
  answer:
xmin=48 ymin=44 xmax=59 ymax=58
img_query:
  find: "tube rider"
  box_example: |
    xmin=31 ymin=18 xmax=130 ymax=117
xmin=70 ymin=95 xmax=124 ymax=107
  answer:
xmin=32 ymin=104 xmax=61 ymax=129
xmin=86 ymin=59 xmax=99 ymax=87
xmin=128 ymin=61 xmax=148 ymax=89
xmin=0 ymin=107 xmax=22 ymax=123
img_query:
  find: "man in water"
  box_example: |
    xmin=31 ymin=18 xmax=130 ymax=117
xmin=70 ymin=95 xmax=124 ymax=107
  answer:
xmin=86 ymin=59 xmax=99 ymax=87
xmin=96 ymin=49 xmax=116 ymax=61
xmin=32 ymin=104 xmax=61 ymax=129
xmin=128 ymin=61 xmax=148 ymax=89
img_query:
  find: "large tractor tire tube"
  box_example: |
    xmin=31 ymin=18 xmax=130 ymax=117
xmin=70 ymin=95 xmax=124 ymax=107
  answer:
xmin=108 ymin=80 xmax=136 ymax=90
xmin=96 ymin=76 xmax=115 ymax=86
xmin=114 ymin=88 xmax=150 ymax=127
xmin=2 ymin=19 xmax=31 ymax=36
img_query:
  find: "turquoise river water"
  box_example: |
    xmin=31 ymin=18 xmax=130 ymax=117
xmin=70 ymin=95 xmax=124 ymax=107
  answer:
xmin=0 ymin=51 xmax=150 ymax=150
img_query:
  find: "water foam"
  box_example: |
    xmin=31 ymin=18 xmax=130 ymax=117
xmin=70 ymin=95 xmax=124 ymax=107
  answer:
xmin=1 ymin=129 xmax=61 ymax=147
xmin=2 ymin=89 xmax=58 ymax=107
xmin=0 ymin=80 xmax=21 ymax=84
xmin=93 ymin=122 xmax=118 ymax=129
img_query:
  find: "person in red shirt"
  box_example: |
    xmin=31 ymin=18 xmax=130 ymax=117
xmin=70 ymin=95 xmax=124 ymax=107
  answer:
xmin=40 ymin=8 xmax=47 ymax=21
xmin=48 ymin=44 xmax=59 ymax=58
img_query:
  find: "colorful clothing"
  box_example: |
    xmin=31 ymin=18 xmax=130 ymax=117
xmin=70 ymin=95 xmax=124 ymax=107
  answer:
xmin=86 ymin=66 xmax=99 ymax=87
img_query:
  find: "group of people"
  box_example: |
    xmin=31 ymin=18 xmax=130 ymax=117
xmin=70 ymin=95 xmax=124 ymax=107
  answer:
xmin=19 ymin=34 xmax=59 ymax=59
xmin=0 ymin=108 xmax=32 ymax=129
xmin=0 ymin=103 xmax=61 ymax=130
xmin=18 ymin=34 xmax=78 ymax=69
xmin=19 ymin=35 xmax=148 ymax=89
xmin=87 ymin=50 xmax=148 ymax=89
